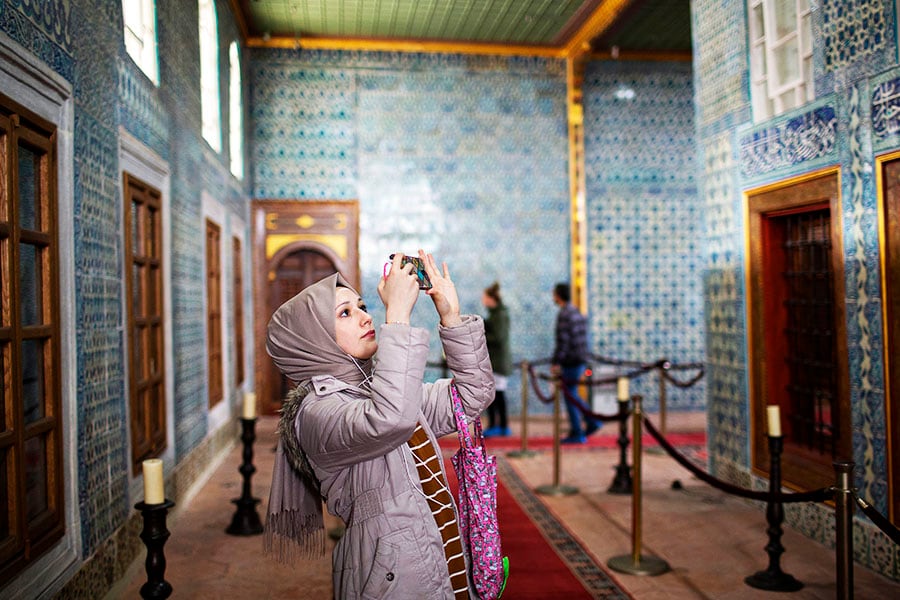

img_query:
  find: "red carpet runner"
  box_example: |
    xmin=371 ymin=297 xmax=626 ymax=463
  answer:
xmin=443 ymin=454 xmax=631 ymax=599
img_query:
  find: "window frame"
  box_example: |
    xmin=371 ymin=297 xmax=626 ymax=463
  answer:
xmin=205 ymin=218 xmax=223 ymax=408
xmin=0 ymin=94 xmax=64 ymax=585
xmin=123 ymin=172 xmax=167 ymax=474
xmin=228 ymin=41 xmax=243 ymax=179
xmin=122 ymin=0 xmax=160 ymax=85
xmin=745 ymin=168 xmax=850 ymax=490
xmin=0 ymin=32 xmax=77 ymax=599
xmin=232 ymin=235 xmax=244 ymax=387
xmin=199 ymin=0 xmax=221 ymax=152
xmin=747 ymin=0 xmax=814 ymax=121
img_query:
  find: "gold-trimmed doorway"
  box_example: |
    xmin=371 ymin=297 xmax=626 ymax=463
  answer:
xmin=252 ymin=200 xmax=360 ymax=415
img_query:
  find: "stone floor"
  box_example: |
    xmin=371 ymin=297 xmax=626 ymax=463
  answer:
xmin=109 ymin=413 xmax=900 ymax=599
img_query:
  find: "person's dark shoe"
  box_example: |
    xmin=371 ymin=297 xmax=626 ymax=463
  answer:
xmin=561 ymin=434 xmax=587 ymax=445
xmin=585 ymin=422 xmax=602 ymax=437
xmin=500 ymin=427 xmax=512 ymax=437
xmin=483 ymin=426 xmax=502 ymax=438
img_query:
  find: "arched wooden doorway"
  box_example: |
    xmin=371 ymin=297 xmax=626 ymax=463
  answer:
xmin=252 ymin=200 xmax=360 ymax=415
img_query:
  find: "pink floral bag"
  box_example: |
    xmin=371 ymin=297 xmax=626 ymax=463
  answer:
xmin=450 ymin=384 xmax=509 ymax=599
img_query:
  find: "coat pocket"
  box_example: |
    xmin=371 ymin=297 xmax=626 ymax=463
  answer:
xmin=360 ymin=528 xmax=428 ymax=599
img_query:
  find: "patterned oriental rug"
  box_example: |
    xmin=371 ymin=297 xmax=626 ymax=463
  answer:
xmin=442 ymin=453 xmax=632 ymax=599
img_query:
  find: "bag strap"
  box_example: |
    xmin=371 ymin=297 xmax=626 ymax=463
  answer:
xmin=451 ymin=383 xmax=474 ymax=449
xmin=451 ymin=383 xmax=486 ymax=452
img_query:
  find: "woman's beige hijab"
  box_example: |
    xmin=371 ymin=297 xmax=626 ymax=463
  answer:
xmin=266 ymin=272 xmax=373 ymax=387
xmin=263 ymin=272 xmax=373 ymax=562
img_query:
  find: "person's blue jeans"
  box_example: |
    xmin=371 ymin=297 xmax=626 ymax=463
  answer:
xmin=561 ymin=364 xmax=592 ymax=438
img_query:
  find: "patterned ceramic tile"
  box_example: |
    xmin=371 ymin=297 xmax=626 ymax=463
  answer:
xmin=250 ymin=49 xmax=570 ymax=414
xmin=582 ymin=60 xmax=705 ymax=412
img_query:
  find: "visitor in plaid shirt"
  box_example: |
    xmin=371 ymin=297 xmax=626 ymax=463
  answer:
xmin=551 ymin=283 xmax=601 ymax=444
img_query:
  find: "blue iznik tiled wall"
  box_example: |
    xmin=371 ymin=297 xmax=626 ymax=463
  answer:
xmin=693 ymin=0 xmax=900 ymax=578
xmin=251 ymin=49 xmax=572 ymax=414
xmin=0 ymin=0 xmax=248 ymax=559
xmin=582 ymin=60 xmax=704 ymax=412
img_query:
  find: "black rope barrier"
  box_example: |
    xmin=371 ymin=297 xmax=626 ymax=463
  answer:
xmin=527 ymin=364 xmax=655 ymax=402
xmin=526 ymin=366 xmax=633 ymax=423
xmin=526 ymin=364 xmax=556 ymax=403
xmin=660 ymin=365 xmax=705 ymax=388
xmin=854 ymin=494 xmax=900 ymax=547
xmin=642 ymin=416 xmax=834 ymax=504
xmin=590 ymin=353 xmax=651 ymax=369
xmin=557 ymin=379 xmax=628 ymax=423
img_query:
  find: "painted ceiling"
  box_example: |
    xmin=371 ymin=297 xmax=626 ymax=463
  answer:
xmin=229 ymin=0 xmax=693 ymax=58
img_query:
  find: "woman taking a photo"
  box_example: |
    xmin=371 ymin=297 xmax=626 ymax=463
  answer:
xmin=264 ymin=250 xmax=494 ymax=599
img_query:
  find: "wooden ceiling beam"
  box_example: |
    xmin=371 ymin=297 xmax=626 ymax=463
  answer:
xmin=561 ymin=0 xmax=637 ymax=58
xmin=245 ymin=35 xmax=562 ymax=58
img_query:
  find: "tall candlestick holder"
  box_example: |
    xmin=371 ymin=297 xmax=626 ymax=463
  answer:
xmin=745 ymin=435 xmax=803 ymax=591
xmin=135 ymin=499 xmax=175 ymax=600
xmin=226 ymin=417 xmax=264 ymax=535
xmin=608 ymin=395 xmax=633 ymax=494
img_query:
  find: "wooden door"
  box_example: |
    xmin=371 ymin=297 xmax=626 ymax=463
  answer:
xmin=252 ymin=200 xmax=359 ymax=415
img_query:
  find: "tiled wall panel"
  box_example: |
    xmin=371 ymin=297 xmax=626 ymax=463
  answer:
xmin=0 ymin=0 xmax=248 ymax=563
xmin=251 ymin=49 xmax=571 ymax=414
xmin=694 ymin=0 xmax=900 ymax=580
xmin=582 ymin=60 xmax=705 ymax=412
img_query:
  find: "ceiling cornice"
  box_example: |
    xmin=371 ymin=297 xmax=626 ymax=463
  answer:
xmin=235 ymin=0 xmax=683 ymax=60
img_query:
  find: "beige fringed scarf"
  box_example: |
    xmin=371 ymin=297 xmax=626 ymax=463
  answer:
xmin=263 ymin=383 xmax=326 ymax=562
xmin=263 ymin=273 xmax=373 ymax=563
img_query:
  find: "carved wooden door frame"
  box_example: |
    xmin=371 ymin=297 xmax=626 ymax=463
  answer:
xmin=251 ymin=200 xmax=360 ymax=414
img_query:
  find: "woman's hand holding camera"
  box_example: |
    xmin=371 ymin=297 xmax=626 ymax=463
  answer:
xmin=419 ymin=250 xmax=462 ymax=327
xmin=378 ymin=252 xmax=419 ymax=324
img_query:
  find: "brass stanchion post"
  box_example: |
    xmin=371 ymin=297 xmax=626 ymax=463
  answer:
xmin=508 ymin=360 xmax=537 ymax=459
xmin=646 ymin=364 xmax=669 ymax=457
xmin=834 ymin=460 xmax=854 ymax=600
xmin=608 ymin=395 xmax=670 ymax=575
xmin=536 ymin=383 xmax=578 ymax=496
xmin=658 ymin=362 xmax=668 ymax=437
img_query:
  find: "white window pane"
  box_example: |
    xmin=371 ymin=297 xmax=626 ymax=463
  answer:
xmin=773 ymin=0 xmax=797 ymax=39
xmin=229 ymin=41 xmax=243 ymax=179
xmin=753 ymin=43 xmax=767 ymax=77
xmin=804 ymin=58 xmax=814 ymax=100
xmin=751 ymin=4 xmax=765 ymax=42
xmin=801 ymin=13 xmax=811 ymax=55
xmin=122 ymin=0 xmax=158 ymax=85
xmin=779 ymin=89 xmax=796 ymax=112
xmin=124 ymin=29 xmax=143 ymax=57
xmin=199 ymin=0 xmax=221 ymax=152
xmin=123 ymin=1 xmax=141 ymax=31
xmin=773 ymin=37 xmax=800 ymax=87
xmin=753 ymin=82 xmax=770 ymax=120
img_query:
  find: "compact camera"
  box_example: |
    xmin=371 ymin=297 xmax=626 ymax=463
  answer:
xmin=388 ymin=253 xmax=433 ymax=290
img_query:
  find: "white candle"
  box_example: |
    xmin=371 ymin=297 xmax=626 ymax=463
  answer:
xmin=617 ymin=377 xmax=630 ymax=401
xmin=766 ymin=405 xmax=782 ymax=437
xmin=243 ymin=392 xmax=257 ymax=419
xmin=142 ymin=458 xmax=165 ymax=504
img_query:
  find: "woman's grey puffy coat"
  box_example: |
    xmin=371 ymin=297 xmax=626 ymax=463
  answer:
xmin=294 ymin=315 xmax=494 ymax=599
